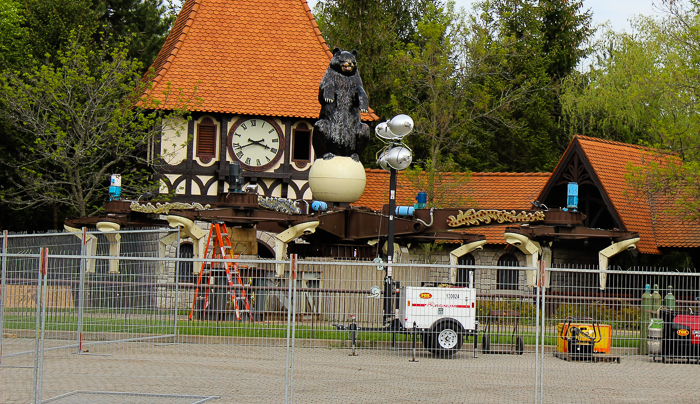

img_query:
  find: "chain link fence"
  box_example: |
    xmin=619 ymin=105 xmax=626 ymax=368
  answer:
xmin=2 ymin=229 xmax=700 ymax=403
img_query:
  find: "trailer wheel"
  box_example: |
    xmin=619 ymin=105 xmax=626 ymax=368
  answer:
xmin=431 ymin=323 xmax=463 ymax=357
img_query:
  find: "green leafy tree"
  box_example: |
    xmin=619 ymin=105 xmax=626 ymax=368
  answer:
xmin=560 ymin=20 xmax=664 ymax=144
xmin=0 ymin=0 xmax=28 ymax=68
xmin=0 ymin=32 xmax=191 ymax=220
xmin=562 ymin=0 xmax=700 ymax=220
xmin=466 ymin=0 xmax=593 ymax=172
xmin=390 ymin=2 xmax=532 ymax=205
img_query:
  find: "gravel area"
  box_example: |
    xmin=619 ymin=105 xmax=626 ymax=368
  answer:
xmin=2 ymin=338 xmax=699 ymax=403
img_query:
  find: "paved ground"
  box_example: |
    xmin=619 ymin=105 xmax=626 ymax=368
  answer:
xmin=2 ymin=337 xmax=699 ymax=403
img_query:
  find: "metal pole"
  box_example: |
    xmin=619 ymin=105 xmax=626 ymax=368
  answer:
xmin=539 ymin=261 xmax=546 ymax=404
xmin=76 ymin=228 xmax=87 ymax=353
xmin=284 ymin=256 xmax=294 ymax=404
xmin=33 ymin=250 xmax=43 ymax=403
xmin=33 ymin=248 xmax=48 ymax=404
xmin=534 ymin=260 xmax=541 ymax=404
xmin=174 ymin=228 xmax=181 ymax=343
xmin=37 ymin=248 xmax=48 ymax=404
xmin=290 ymin=254 xmax=298 ymax=402
xmin=0 ymin=230 xmax=7 ymax=365
xmin=410 ymin=321 xmax=418 ymax=362
xmin=384 ymin=167 xmax=397 ymax=325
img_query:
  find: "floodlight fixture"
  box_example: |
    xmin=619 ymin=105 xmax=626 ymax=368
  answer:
xmin=387 ymin=114 xmax=414 ymax=138
xmin=385 ymin=146 xmax=412 ymax=170
xmin=377 ymin=149 xmax=391 ymax=171
xmin=375 ymin=121 xmax=396 ymax=140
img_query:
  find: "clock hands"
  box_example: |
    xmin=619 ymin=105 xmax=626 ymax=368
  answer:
xmin=240 ymin=138 xmax=271 ymax=150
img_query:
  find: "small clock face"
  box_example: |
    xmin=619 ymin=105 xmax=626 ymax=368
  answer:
xmin=227 ymin=118 xmax=284 ymax=171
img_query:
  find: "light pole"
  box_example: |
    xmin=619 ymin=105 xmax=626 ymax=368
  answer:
xmin=375 ymin=114 xmax=414 ymax=326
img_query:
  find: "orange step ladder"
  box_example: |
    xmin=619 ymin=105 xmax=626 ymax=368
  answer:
xmin=189 ymin=222 xmax=253 ymax=321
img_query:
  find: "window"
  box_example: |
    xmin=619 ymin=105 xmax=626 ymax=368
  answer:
xmin=497 ymin=253 xmax=519 ymax=290
xmin=292 ymin=123 xmax=312 ymax=166
xmin=178 ymin=243 xmax=195 ymax=283
xmin=456 ymin=254 xmax=475 ymax=287
xmin=196 ymin=118 xmax=217 ymax=163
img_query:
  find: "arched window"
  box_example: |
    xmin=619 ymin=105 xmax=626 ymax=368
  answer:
xmin=178 ymin=243 xmax=195 ymax=283
xmin=497 ymin=253 xmax=519 ymax=290
xmin=456 ymin=254 xmax=475 ymax=287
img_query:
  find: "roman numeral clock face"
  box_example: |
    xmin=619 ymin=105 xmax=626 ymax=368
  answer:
xmin=227 ymin=118 xmax=284 ymax=171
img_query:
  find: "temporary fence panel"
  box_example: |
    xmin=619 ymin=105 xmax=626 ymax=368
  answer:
xmin=542 ymin=265 xmax=700 ymax=404
xmin=3 ymin=229 xmax=700 ymax=403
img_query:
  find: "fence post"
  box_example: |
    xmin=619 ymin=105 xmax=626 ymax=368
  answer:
xmin=174 ymin=228 xmax=181 ymax=343
xmin=539 ymin=260 xmax=546 ymax=404
xmin=0 ymin=230 xmax=7 ymax=365
xmin=284 ymin=254 xmax=297 ymax=404
xmin=33 ymin=248 xmax=49 ymax=404
xmin=76 ymin=228 xmax=87 ymax=353
xmin=534 ymin=261 xmax=541 ymax=404
xmin=290 ymin=254 xmax=298 ymax=401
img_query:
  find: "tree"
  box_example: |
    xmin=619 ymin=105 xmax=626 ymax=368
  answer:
xmin=0 ymin=32 xmax=191 ymax=221
xmin=0 ymin=0 xmax=28 ymax=68
xmin=93 ymin=0 xmax=177 ymax=70
xmin=561 ymin=0 xmax=700 ymax=220
xmin=465 ymin=0 xmax=594 ymax=172
xmin=390 ymin=2 xmax=485 ymax=203
xmin=560 ymin=20 xmax=665 ymax=144
xmin=20 ymin=0 xmax=100 ymax=64
xmin=390 ymin=2 xmax=530 ymax=205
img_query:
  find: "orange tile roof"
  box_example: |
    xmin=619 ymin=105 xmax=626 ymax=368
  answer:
xmin=354 ymin=169 xmax=550 ymax=244
xmin=558 ymin=135 xmax=700 ymax=253
xmin=144 ymin=0 xmax=377 ymax=120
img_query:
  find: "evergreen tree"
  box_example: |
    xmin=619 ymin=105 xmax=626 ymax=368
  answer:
xmin=93 ymin=0 xmax=177 ymax=69
xmin=465 ymin=0 xmax=593 ymax=172
xmin=21 ymin=0 xmax=100 ymax=64
xmin=314 ymin=0 xmax=438 ymax=120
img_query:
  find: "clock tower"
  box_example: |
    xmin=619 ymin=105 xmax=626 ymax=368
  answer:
xmin=143 ymin=0 xmax=377 ymax=203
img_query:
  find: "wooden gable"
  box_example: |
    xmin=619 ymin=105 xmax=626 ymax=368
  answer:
xmin=538 ymin=135 xmax=700 ymax=254
xmin=537 ymin=138 xmax=625 ymax=232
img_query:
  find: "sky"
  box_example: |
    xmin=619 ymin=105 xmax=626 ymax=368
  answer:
xmin=305 ymin=0 xmax=666 ymax=33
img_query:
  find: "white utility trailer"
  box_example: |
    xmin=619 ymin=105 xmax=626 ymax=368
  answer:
xmin=399 ymin=285 xmax=478 ymax=356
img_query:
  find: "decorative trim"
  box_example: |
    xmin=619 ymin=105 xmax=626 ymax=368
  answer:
xmin=447 ymin=209 xmax=545 ymax=227
xmin=130 ymin=201 xmax=211 ymax=214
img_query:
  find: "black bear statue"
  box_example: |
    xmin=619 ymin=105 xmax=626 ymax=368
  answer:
xmin=313 ymin=48 xmax=370 ymax=161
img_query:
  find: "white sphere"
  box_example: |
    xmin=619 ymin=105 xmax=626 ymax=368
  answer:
xmin=309 ymin=157 xmax=366 ymax=202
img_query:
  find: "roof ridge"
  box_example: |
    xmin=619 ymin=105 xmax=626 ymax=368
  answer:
xmin=301 ymin=0 xmax=333 ymax=59
xmin=365 ymin=169 xmax=549 ymax=176
xmin=573 ymin=135 xmax=677 ymax=156
xmin=299 ymin=0 xmax=378 ymax=121
xmin=145 ymin=0 xmax=199 ymax=92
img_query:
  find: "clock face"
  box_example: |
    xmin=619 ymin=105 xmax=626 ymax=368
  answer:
xmin=227 ymin=118 xmax=284 ymax=171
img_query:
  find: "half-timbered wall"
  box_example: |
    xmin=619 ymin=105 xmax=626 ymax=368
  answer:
xmin=158 ymin=114 xmax=316 ymax=203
